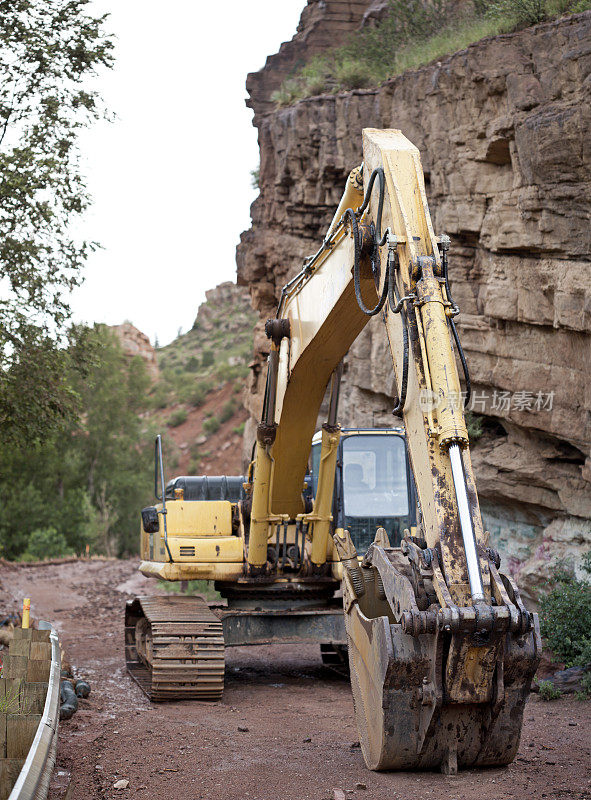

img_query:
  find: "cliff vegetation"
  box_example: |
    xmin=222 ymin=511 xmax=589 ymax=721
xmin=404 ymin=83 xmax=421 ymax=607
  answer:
xmin=272 ymin=0 xmax=591 ymax=106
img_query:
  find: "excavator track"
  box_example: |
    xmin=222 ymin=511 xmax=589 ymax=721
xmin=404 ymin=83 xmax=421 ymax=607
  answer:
xmin=125 ymin=595 xmax=224 ymax=702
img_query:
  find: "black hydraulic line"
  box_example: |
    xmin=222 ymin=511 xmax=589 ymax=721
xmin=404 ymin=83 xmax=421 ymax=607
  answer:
xmin=441 ymin=241 xmax=471 ymax=409
xmin=450 ymin=318 xmax=471 ymax=409
xmin=388 ymin=275 xmax=410 ymax=416
xmin=301 ymin=522 xmax=308 ymax=570
xmin=276 ymin=167 xmax=389 ymax=319
xmin=260 ymin=367 xmax=269 ymax=424
xmin=386 ymin=250 xmax=411 ymax=415
xmin=282 ymin=521 xmax=288 ymax=571
xmin=356 ymin=167 xmax=388 ymax=247
xmin=294 ymin=521 xmax=300 ymax=570
xmin=344 ymin=207 xmax=390 ymax=316
xmin=154 ymin=435 xmax=173 ymax=563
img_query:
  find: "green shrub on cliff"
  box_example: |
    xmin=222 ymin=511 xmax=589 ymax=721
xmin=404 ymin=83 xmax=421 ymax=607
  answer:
xmin=538 ymin=680 xmax=562 ymax=701
xmin=272 ymin=0 xmax=591 ymax=107
xmin=492 ymin=0 xmax=591 ymax=22
xmin=203 ymin=416 xmax=220 ymax=436
xmin=168 ymin=408 xmax=188 ymax=428
xmin=539 ymin=552 xmax=591 ymax=669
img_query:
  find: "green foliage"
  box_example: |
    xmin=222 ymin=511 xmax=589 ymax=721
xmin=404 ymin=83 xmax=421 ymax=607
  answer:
xmin=233 ymin=422 xmax=245 ymax=436
xmin=203 ymin=415 xmax=220 ymax=436
xmin=488 ymin=0 xmax=547 ymax=23
xmin=0 ymin=681 xmax=32 ymax=713
xmin=150 ymin=383 xmax=170 ymax=410
xmin=466 ymin=411 xmax=484 ymax=442
xmin=220 ymin=400 xmax=237 ymax=424
xmin=0 ymin=325 xmax=155 ymax=559
xmin=334 ymin=58 xmax=374 ymax=90
xmin=576 ymin=673 xmax=591 ymax=700
xmin=539 ymin=552 xmax=591 ymax=668
xmin=215 ymin=363 xmax=249 ymax=382
xmin=0 ymin=0 xmax=114 ymax=441
xmin=201 ymin=349 xmax=214 ymax=368
xmin=539 ymin=680 xmax=562 ymax=701
xmin=185 ymin=382 xmax=212 ymax=408
xmin=250 ymin=166 xmax=260 ymax=190
xmin=22 ymin=527 xmax=72 ymax=561
xmin=167 ymin=408 xmax=188 ymax=428
xmin=272 ymin=0 xmax=586 ymax=107
xmin=158 ymin=578 xmax=221 ymax=601
xmin=185 ymin=355 xmax=200 ymax=372
xmin=547 ymin=0 xmax=591 ymax=10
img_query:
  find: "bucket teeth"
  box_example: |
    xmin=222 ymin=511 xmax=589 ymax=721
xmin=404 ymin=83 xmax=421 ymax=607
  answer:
xmin=345 ymin=547 xmax=541 ymax=772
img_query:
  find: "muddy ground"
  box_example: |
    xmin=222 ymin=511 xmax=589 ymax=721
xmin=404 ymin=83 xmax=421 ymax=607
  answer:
xmin=0 ymin=559 xmax=589 ymax=800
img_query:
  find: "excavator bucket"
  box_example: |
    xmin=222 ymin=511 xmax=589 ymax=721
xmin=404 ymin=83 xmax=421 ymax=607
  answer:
xmin=338 ymin=532 xmax=541 ymax=772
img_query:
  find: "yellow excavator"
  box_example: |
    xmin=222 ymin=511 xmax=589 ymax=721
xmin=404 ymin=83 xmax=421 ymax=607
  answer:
xmin=125 ymin=129 xmax=540 ymax=773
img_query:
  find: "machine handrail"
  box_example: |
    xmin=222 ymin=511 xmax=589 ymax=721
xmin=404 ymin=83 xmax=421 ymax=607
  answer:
xmin=154 ymin=435 xmax=173 ymax=562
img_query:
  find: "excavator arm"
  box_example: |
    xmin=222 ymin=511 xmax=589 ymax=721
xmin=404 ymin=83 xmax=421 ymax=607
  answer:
xmin=246 ymin=129 xmax=540 ymax=772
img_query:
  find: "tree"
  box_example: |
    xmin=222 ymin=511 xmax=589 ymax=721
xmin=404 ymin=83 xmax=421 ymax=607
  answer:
xmin=0 ymin=1 xmax=114 ymax=442
xmin=0 ymin=325 xmax=155 ymax=559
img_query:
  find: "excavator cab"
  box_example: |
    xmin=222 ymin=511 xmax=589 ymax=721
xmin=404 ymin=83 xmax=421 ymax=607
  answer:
xmin=309 ymin=428 xmax=416 ymax=552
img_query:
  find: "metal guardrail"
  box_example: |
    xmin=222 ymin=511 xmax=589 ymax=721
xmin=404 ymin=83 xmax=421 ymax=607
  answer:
xmin=8 ymin=627 xmax=60 ymax=800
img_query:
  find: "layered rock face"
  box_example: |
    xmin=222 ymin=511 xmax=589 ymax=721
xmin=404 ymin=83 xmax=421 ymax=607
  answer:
xmin=192 ymin=281 xmax=254 ymax=336
xmin=111 ymin=323 xmax=159 ymax=382
xmin=237 ymin=8 xmax=591 ymax=601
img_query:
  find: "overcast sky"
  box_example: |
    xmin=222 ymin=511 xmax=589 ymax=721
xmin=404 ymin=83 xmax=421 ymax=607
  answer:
xmin=73 ymin=1 xmax=305 ymax=346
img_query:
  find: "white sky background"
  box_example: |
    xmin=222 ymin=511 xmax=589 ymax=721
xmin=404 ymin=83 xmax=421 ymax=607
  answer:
xmin=73 ymin=0 xmax=305 ymax=346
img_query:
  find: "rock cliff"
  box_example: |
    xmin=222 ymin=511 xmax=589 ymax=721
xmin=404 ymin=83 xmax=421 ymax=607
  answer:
xmin=111 ymin=323 xmax=159 ymax=382
xmin=237 ymin=7 xmax=591 ymax=601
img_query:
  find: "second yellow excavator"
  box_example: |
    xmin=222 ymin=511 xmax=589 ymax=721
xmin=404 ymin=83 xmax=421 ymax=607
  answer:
xmin=125 ymin=128 xmax=540 ymax=773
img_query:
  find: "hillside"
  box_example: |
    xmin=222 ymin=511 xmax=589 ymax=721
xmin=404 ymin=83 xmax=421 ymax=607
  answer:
xmin=116 ymin=281 xmax=257 ymax=478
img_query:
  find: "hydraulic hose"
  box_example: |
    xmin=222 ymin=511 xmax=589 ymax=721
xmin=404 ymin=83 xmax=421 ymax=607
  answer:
xmin=387 ymin=262 xmax=410 ymax=415
xmin=344 ymin=207 xmax=390 ymax=316
xmin=441 ymin=240 xmax=471 ymax=408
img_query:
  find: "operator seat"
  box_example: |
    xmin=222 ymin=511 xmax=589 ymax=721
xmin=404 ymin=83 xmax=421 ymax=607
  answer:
xmin=344 ymin=463 xmax=369 ymax=491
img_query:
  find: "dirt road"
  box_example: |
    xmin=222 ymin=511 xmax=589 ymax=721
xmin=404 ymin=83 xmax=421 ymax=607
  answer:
xmin=0 ymin=559 xmax=589 ymax=800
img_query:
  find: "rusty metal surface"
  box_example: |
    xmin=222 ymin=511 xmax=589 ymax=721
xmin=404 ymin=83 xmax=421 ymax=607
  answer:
xmin=344 ymin=541 xmax=541 ymax=772
xmin=125 ymin=595 xmax=225 ymax=702
xmin=217 ymin=606 xmax=346 ymax=647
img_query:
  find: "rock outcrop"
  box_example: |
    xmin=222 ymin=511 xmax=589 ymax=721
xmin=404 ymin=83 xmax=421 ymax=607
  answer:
xmin=246 ymin=0 xmax=381 ymax=117
xmin=237 ymin=9 xmax=591 ymax=602
xmin=111 ymin=323 xmax=159 ymax=382
xmin=192 ymin=281 xmax=254 ymax=335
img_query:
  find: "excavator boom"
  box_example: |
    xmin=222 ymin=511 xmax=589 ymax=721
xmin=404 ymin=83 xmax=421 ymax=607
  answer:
xmin=246 ymin=128 xmax=540 ymax=772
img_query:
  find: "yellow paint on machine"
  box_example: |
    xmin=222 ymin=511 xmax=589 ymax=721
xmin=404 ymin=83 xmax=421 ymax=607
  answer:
xmin=139 ymin=560 xmax=243 ymax=581
xmin=168 ymin=535 xmax=243 ymax=562
xmin=163 ymin=500 xmax=233 ymax=537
